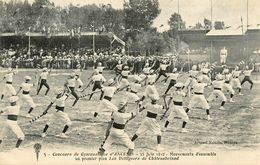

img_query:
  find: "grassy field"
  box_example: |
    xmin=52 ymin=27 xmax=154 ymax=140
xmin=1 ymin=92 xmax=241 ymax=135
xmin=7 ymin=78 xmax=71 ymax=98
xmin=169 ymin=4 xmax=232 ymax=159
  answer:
xmin=0 ymin=69 xmax=259 ymax=164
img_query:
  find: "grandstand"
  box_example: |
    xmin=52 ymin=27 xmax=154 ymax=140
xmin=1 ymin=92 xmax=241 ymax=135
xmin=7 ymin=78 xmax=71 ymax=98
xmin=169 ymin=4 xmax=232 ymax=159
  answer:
xmin=0 ymin=32 xmax=125 ymax=49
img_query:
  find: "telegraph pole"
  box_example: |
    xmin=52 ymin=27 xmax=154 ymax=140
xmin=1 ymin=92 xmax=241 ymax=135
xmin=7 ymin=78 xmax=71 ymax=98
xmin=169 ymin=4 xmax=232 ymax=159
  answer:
xmin=210 ymin=0 xmax=213 ymax=63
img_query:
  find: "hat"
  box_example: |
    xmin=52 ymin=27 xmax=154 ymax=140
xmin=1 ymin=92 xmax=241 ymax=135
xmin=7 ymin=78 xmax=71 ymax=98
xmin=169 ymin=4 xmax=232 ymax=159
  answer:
xmin=43 ymin=67 xmax=48 ymax=71
xmin=123 ymin=66 xmax=129 ymax=70
xmin=9 ymin=96 xmax=19 ymax=103
xmin=202 ymin=69 xmax=209 ymax=74
xmin=172 ymin=68 xmax=177 ymax=72
xmin=98 ymin=62 xmax=102 ymax=66
xmin=24 ymin=76 xmax=31 ymax=80
xmin=107 ymin=79 xmax=114 ymax=85
xmin=192 ymin=65 xmax=197 ymax=71
xmin=149 ymin=69 xmax=154 ymax=74
xmin=55 ymin=88 xmax=64 ymax=95
xmin=118 ymin=100 xmax=127 ymax=109
xmin=150 ymin=94 xmax=159 ymax=101
xmin=174 ymin=82 xmax=184 ymax=88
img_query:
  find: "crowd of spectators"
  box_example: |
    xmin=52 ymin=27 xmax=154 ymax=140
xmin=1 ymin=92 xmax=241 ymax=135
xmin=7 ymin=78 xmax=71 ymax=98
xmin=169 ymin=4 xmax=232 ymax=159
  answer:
xmin=3 ymin=45 xmax=235 ymax=74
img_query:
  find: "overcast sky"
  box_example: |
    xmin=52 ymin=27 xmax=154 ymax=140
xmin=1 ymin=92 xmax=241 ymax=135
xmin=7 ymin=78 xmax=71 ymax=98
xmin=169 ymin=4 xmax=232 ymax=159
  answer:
xmin=3 ymin=0 xmax=260 ymax=31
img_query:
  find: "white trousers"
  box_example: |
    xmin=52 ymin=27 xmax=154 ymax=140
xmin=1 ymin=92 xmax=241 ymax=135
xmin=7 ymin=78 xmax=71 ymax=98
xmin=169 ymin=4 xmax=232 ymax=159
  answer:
xmin=2 ymin=84 xmax=16 ymax=96
xmin=21 ymin=94 xmax=36 ymax=108
xmin=0 ymin=120 xmax=25 ymax=140
xmin=168 ymin=105 xmax=189 ymax=122
xmin=47 ymin=111 xmax=72 ymax=126
xmin=135 ymin=117 xmax=161 ymax=136
xmin=103 ymin=128 xmax=134 ymax=150
xmin=188 ymin=94 xmax=210 ymax=109
xmin=208 ymin=90 xmax=227 ymax=102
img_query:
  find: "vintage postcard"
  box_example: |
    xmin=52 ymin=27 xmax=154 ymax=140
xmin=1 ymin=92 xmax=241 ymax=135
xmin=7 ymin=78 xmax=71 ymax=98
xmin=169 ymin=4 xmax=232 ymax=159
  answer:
xmin=0 ymin=0 xmax=259 ymax=164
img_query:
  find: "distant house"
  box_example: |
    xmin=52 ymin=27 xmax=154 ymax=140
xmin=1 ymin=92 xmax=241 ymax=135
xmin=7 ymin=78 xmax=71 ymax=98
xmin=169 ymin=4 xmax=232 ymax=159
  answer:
xmin=179 ymin=27 xmax=260 ymax=63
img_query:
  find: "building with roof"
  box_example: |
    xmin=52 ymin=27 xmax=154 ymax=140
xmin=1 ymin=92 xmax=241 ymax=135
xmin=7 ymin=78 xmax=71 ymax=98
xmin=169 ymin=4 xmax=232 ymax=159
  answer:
xmin=0 ymin=31 xmax=125 ymax=50
xmin=179 ymin=26 xmax=260 ymax=63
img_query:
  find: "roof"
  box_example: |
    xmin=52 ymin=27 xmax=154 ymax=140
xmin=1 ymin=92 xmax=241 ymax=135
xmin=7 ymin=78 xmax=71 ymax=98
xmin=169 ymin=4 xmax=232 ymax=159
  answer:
xmin=206 ymin=29 xmax=244 ymax=36
xmin=0 ymin=32 xmax=125 ymax=46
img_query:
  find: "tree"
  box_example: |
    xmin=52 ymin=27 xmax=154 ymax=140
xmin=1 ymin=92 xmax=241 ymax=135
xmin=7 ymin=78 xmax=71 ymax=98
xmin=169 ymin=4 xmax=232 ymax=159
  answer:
xmin=124 ymin=0 xmax=161 ymax=39
xmin=214 ymin=21 xmax=225 ymax=30
xmin=194 ymin=22 xmax=203 ymax=29
xmin=168 ymin=13 xmax=186 ymax=30
xmin=167 ymin=13 xmax=185 ymax=38
xmin=133 ymin=30 xmax=167 ymax=55
xmin=204 ymin=18 xmax=212 ymax=29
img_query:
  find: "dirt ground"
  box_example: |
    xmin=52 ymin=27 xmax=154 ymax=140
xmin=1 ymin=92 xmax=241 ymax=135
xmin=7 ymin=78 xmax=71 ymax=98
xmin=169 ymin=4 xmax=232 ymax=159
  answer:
xmin=0 ymin=69 xmax=259 ymax=164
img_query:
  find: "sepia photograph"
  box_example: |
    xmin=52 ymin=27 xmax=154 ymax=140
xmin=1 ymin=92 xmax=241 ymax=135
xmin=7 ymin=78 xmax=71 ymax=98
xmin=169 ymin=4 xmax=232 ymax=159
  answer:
xmin=0 ymin=0 xmax=259 ymax=164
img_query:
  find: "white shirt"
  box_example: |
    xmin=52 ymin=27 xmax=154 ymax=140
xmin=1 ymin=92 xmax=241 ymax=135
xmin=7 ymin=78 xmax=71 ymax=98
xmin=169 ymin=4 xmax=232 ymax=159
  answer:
xmin=76 ymin=78 xmax=83 ymax=86
xmin=67 ymin=78 xmax=76 ymax=87
xmin=52 ymin=94 xmax=69 ymax=107
xmin=147 ymin=74 xmax=156 ymax=84
xmin=168 ymin=73 xmax=179 ymax=80
xmin=3 ymin=105 xmax=20 ymax=115
xmin=121 ymin=70 xmax=130 ymax=77
xmin=212 ymin=80 xmax=224 ymax=89
xmin=198 ymin=74 xmax=211 ymax=84
xmin=143 ymin=67 xmax=151 ymax=74
xmin=193 ymin=82 xmax=207 ymax=93
xmin=97 ymin=66 xmax=105 ymax=73
xmin=102 ymin=86 xmax=117 ymax=97
xmin=243 ymin=70 xmax=252 ymax=76
xmin=40 ymin=72 xmax=49 ymax=79
xmin=189 ymin=70 xmax=199 ymax=78
xmin=220 ymin=48 xmax=227 ymax=56
xmin=4 ymin=73 xmax=14 ymax=82
xmin=129 ymin=82 xmax=141 ymax=93
xmin=92 ymin=74 xmax=106 ymax=82
xmin=144 ymin=103 xmax=163 ymax=114
xmin=160 ymin=64 xmax=168 ymax=70
xmin=223 ymin=74 xmax=232 ymax=82
xmin=232 ymin=70 xmax=241 ymax=78
xmin=171 ymin=91 xmax=186 ymax=102
xmin=21 ymin=82 xmax=33 ymax=92
xmin=112 ymin=111 xmax=132 ymax=125
xmin=74 ymin=69 xmax=81 ymax=76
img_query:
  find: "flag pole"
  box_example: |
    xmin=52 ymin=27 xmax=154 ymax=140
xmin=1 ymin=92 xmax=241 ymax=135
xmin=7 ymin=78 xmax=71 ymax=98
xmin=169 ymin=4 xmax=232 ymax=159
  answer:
xmin=210 ymin=0 xmax=213 ymax=63
xmin=93 ymin=22 xmax=95 ymax=54
xmin=28 ymin=27 xmax=31 ymax=59
xmin=246 ymin=0 xmax=249 ymax=60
